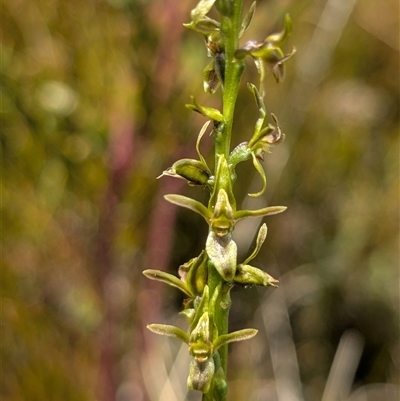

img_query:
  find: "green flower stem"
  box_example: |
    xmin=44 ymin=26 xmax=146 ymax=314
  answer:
xmin=215 ymin=0 xmax=245 ymax=158
xmin=208 ymin=3 xmax=244 ymax=400
xmin=144 ymin=1 xmax=293 ymax=400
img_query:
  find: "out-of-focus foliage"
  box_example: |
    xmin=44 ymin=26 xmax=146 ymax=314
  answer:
xmin=1 ymin=0 xmax=398 ymax=401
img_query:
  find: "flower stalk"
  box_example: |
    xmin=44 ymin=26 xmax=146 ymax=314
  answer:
xmin=143 ymin=1 xmax=294 ymax=400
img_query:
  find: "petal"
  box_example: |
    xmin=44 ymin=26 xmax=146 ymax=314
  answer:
xmin=254 ymin=58 xmax=266 ymax=97
xmin=196 ymin=121 xmax=212 ymax=167
xmin=248 ymin=152 xmax=267 ymax=197
xmin=239 ymin=1 xmax=256 ymax=38
xmin=264 ymin=14 xmax=293 ymax=44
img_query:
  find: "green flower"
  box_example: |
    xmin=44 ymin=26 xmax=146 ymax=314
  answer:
xmin=228 ymin=84 xmax=285 ymax=197
xmin=146 ymin=282 xmax=259 ymax=393
xmin=235 ymin=14 xmax=296 ymax=86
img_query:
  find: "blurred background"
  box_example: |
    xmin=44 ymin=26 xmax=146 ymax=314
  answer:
xmin=1 ymin=0 xmax=399 ymax=400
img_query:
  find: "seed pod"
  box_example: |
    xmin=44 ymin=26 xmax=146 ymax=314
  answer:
xmin=162 ymin=158 xmax=211 ymax=186
xmin=234 ymin=264 xmax=278 ymax=287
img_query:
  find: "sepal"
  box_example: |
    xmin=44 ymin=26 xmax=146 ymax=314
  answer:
xmin=184 ymin=17 xmax=220 ymax=35
xmin=213 ymin=328 xmax=258 ymax=350
xmin=243 ymin=223 xmax=267 ymax=265
xmin=234 ymin=205 xmax=286 ymax=221
xmin=143 ymin=269 xmax=194 ymax=298
xmin=190 ymin=0 xmax=217 ymax=22
xmin=239 ymin=1 xmax=256 ymax=38
xmin=164 ymin=194 xmax=211 ymax=222
xmin=147 ymin=324 xmax=190 ymax=344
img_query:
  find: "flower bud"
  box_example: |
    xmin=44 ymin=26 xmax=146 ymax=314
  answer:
xmin=179 ymin=250 xmax=208 ymax=296
xmin=234 ymin=264 xmax=278 ymax=287
xmin=160 ymin=158 xmax=211 ymax=186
